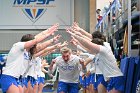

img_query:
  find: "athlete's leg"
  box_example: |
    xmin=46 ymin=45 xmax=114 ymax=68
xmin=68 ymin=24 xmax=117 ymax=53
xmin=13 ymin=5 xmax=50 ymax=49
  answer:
xmin=28 ymin=81 xmax=33 ymax=93
xmin=97 ymin=83 xmax=107 ymax=93
xmin=23 ymin=85 xmax=29 ymax=93
xmin=38 ymin=83 xmax=44 ymax=93
xmin=33 ymin=83 xmax=38 ymax=93
xmin=89 ymin=84 xmax=97 ymax=93
xmin=7 ymin=84 xmax=20 ymax=93
xmin=109 ymin=88 xmax=122 ymax=93
xmin=18 ymin=85 xmax=24 ymax=93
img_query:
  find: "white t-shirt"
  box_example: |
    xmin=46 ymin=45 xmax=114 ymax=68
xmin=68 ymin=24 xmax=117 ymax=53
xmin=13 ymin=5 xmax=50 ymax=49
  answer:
xmin=36 ymin=58 xmax=45 ymax=78
xmin=25 ymin=57 xmax=41 ymax=79
xmin=49 ymin=55 xmax=82 ymax=83
xmin=20 ymin=50 xmax=30 ymax=76
xmin=97 ymin=45 xmax=123 ymax=81
xmin=90 ymin=42 xmax=115 ymax=75
xmin=2 ymin=42 xmax=29 ymax=78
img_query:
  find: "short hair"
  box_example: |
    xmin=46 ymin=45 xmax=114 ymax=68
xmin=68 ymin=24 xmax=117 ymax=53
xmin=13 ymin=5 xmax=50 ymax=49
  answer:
xmin=91 ymin=38 xmax=104 ymax=45
xmin=60 ymin=47 xmax=71 ymax=53
xmin=21 ymin=34 xmax=34 ymax=42
xmin=92 ymin=31 xmax=106 ymax=42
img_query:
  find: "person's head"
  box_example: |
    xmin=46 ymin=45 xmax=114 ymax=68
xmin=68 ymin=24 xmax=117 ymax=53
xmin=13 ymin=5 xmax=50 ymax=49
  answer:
xmin=21 ymin=34 xmax=36 ymax=59
xmin=60 ymin=47 xmax=71 ymax=62
xmin=91 ymin=38 xmax=104 ymax=45
xmin=21 ymin=34 xmax=35 ymax=42
xmin=92 ymin=31 xmax=106 ymax=42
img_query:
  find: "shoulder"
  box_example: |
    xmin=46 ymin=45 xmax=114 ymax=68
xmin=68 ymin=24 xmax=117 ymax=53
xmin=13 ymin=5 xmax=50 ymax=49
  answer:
xmin=13 ymin=42 xmax=25 ymax=47
xmin=71 ymin=55 xmax=80 ymax=59
xmin=13 ymin=42 xmax=25 ymax=50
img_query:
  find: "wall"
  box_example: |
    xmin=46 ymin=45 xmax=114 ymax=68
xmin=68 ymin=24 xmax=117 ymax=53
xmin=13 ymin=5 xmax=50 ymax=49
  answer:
xmin=0 ymin=0 xmax=89 ymax=52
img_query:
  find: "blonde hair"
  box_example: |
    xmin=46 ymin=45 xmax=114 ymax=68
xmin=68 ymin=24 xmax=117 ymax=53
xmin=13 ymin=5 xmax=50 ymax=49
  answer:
xmin=60 ymin=47 xmax=71 ymax=53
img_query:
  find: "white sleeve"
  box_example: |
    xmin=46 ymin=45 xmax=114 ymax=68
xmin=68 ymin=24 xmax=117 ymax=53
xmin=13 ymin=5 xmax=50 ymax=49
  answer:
xmin=103 ymin=42 xmax=112 ymax=51
xmin=13 ymin=42 xmax=25 ymax=51
xmin=89 ymin=67 xmax=95 ymax=74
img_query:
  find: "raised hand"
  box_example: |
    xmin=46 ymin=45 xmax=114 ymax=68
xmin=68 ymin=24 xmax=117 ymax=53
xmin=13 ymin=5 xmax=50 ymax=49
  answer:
xmin=35 ymin=23 xmax=59 ymax=39
xmin=70 ymin=38 xmax=77 ymax=46
xmin=42 ymin=60 xmax=49 ymax=68
xmin=72 ymin=22 xmax=82 ymax=32
xmin=52 ymin=34 xmax=61 ymax=43
xmin=47 ymin=23 xmax=59 ymax=36
xmin=59 ymin=41 xmax=68 ymax=48
xmin=66 ymin=28 xmax=75 ymax=36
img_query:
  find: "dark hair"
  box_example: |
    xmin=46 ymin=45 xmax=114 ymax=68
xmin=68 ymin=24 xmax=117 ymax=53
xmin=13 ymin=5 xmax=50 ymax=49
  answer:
xmin=91 ymin=38 xmax=104 ymax=45
xmin=21 ymin=34 xmax=35 ymax=60
xmin=21 ymin=34 xmax=34 ymax=42
xmin=29 ymin=45 xmax=36 ymax=58
xmin=92 ymin=31 xmax=106 ymax=42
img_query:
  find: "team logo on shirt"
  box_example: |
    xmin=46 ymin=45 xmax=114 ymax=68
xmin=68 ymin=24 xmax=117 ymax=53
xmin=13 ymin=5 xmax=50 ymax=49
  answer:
xmin=24 ymin=52 xmax=30 ymax=60
xmin=13 ymin=0 xmax=55 ymax=22
xmin=61 ymin=66 xmax=75 ymax=71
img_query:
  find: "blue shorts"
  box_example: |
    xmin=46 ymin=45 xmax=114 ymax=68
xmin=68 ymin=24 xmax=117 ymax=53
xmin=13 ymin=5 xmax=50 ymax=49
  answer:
xmin=107 ymin=76 xmax=125 ymax=92
xmin=27 ymin=76 xmax=38 ymax=87
xmin=79 ymin=76 xmax=82 ymax=85
xmin=38 ymin=77 xmax=45 ymax=84
xmin=89 ymin=74 xmax=95 ymax=84
xmin=85 ymin=74 xmax=92 ymax=87
xmin=57 ymin=81 xmax=79 ymax=93
xmin=16 ymin=76 xmax=23 ymax=86
xmin=0 ymin=74 xmax=18 ymax=92
xmin=22 ymin=77 xmax=28 ymax=87
xmin=79 ymin=75 xmax=92 ymax=88
xmin=94 ymin=74 xmax=108 ymax=90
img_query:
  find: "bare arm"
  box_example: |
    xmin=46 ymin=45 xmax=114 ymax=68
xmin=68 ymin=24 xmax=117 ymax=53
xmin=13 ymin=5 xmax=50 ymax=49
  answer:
xmin=72 ymin=22 xmax=92 ymax=39
xmin=41 ymin=68 xmax=48 ymax=74
xmin=41 ymin=49 xmax=56 ymax=57
xmin=36 ymin=34 xmax=61 ymax=52
xmin=34 ymin=43 xmax=60 ymax=57
xmin=84 ymin=57 xmax=93 ymax=66
xmin=48 ymin=59 xmax=57 ymax=74
xmin=24 ymin=24 xmax=59 ymax=50
xmin=70 ymin=36 xmax=91 ymax=53
xmin=35 ymin=23 xmax=59 ymax=38
xmin=67 ymin=31 xmax=100 ymax=54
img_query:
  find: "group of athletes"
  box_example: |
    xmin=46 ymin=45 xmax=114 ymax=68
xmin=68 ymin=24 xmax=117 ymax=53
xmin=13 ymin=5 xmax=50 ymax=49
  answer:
xmin=0 ymin=22 xmax=125 ymax=93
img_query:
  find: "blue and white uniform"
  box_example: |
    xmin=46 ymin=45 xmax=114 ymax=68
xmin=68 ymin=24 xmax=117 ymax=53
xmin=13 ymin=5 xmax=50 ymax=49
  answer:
xmin=1 ymin=42 xmax=30 ymax=92
xmin=95 ymin=42 xmax=124 ymax=92
xmin=79 ymin=53 xmax=95 ymax=88
xmin=24 ymin=57 xmax=40 ymax=87
xmin=36 ymin=58 xmax=46 ymax=84
xmin=48 ymin=55 xmax=82 ymax=93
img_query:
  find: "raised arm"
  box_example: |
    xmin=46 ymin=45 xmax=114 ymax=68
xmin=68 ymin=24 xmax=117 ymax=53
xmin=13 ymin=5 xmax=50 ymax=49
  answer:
xmin=35 ymin=23 xmax=59 ymax=38
xmin=34 ymin=43 xmax=61 ymax=57
xmin=24 ymin=24 xmax=59 ymax=50
xmin=70 ymin=36 xmax=91 ymax=52
xmin=41 ymin=49 xmax=56 ymax=57
xmin=67 ymin=30 xmax=100 ymax=54
xmin=68 ymin=27 xmax=91 ymax=41
xmin=36 ymin=34 xmax=61 ymax=52
xmin=72 ymin=22 xmax=92 ymax=39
